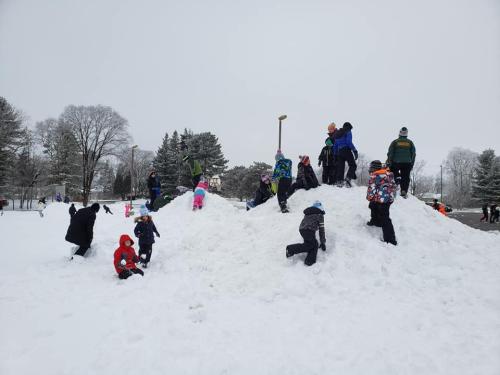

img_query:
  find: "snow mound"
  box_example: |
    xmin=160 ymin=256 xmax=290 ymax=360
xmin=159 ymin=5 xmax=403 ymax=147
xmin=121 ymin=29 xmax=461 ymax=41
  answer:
xmin=1 ymin=188 xmax=499 ymax=375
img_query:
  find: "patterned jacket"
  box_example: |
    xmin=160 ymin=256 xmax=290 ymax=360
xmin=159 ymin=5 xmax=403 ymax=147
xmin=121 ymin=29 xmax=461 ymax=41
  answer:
xmin=273 ymin=158 xmax=292 ymax=180
xmin=299 ymin=206 xmax=326 ymax=244
xmin=366 ymin=168 xmax=396 ymax=204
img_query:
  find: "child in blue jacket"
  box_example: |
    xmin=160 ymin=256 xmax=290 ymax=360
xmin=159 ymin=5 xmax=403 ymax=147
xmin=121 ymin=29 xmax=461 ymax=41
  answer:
xmin=134 ymin=205 xmax=160 ymax=268
xmin=272 ymin=150 xmax=293 ymax=213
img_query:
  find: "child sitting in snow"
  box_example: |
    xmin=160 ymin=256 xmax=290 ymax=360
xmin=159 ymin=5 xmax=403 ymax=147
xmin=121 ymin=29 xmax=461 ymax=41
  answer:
xmin=113 ymin=234 xmax=144 ymax=279
xmin=193 ymin=177 xmax=209 ymax=210
xmin=286 ymin=201 xmax=326 ymax=266
xmin=366 ymin=160 xmax=397 ymax=245
xmin=247 ymin=174 xmax=275 ymax=210
xmin=134 ymin=205 xmax=160 ymax=268
xmin=289 ymin=155 xmax=320 ymax=196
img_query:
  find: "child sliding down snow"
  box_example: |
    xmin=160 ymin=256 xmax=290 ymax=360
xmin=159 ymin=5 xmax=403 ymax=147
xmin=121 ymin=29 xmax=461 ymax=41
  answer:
xmin=134 ymin=205 xmax=160 ymax=268
xmin=246 ymin=174 xmax=275 ymax=210
xmin=193 ymin=177 xmax=209 ymax=210
xmin=366 ymin=160 xmax=397 ymax=245
xmin=286 ymin=201 xmax=326 ymax=266
xmin=288 ymin=155 xmax=320 ymax=196
xmin=113 ymin=234 xmax=144 ymax=279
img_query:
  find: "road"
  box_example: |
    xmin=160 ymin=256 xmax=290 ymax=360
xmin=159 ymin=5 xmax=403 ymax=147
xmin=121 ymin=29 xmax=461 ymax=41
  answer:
xmin=448 ymin=211 xmax=500 ymax=232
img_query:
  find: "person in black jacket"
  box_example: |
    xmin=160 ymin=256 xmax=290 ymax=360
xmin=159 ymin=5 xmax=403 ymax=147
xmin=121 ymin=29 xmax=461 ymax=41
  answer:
xmin=247 ymin=174 xmax=275 ymax=210
xmin=490 ymin=204 xmax=498 ymax=224
xmin=289 ymin=156 xmax=320 ymax=196
xmin=134 ymin=205 xmax=160 ymax=268
xmin=103 ymin=205 xmax=113 ymax=215
xmin=480 ymin=203 xmax=489 ymax=222
xmin=147 ymin=171 xmax=161 ymax=206
xmin=65 ymin=203 xmax=100 ymax=257
xmin=69 ymin=203 xmax=77 ymax=217
xmin=286 ymin=201 xmax=326 ymax=266
xmin=318 ymin=138 xmax=335 ymax=185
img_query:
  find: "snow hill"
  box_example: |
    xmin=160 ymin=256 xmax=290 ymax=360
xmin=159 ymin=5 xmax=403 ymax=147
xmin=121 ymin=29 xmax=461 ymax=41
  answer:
xmin=1 ymin=186 xmax=499 ymax=375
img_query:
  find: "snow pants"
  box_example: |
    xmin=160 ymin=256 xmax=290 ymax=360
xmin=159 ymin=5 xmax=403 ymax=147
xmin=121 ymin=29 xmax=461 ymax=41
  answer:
xmin=277 ymin=177 xmax=292 ymax=209
xmin=335 ymin=148 xmax=357 ymax=182
xmin=193 ymin=193 xmax=205 ymax=209
xmin=118 ymin=268 xmax=144 ymax=279
xmin=369 ymin=202 xmax=397 ymax=245
xmin=74 ymin=246 xmax=89 ymax=257
xmin=138 ymin=244 xmax=153 ymax=264
xmin=286 ymin=229 xmax=318 ymax=266
xmin=391 ymin=163 xmax=412 ymax=194
xmin=322 ymin=165 xmax=335 ymax=185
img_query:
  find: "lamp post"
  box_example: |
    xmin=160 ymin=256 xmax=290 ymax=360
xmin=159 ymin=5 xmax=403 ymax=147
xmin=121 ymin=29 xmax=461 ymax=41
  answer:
xmin=130 ymin=145 xmax=138 ymax=209
xmin=278 ymin=115 xmax=287 ymax=150
xmin=440 ymin=164 xmax=443 ymax=203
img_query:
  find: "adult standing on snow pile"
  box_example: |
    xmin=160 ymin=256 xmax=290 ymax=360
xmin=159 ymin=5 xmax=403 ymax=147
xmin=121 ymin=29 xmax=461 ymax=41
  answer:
xmin=366 ymin=160 xmax=397 ymax=246
xmin=65 ymin=203 xmax=100 ymax=257
xmin=147 ymin=171 xmax=161 ymax=206
xmin=333 ymin=122 xmax=358 ymax=187
xmin=183 ymin=155 xmax=203 ymax=191
xmin=326 ymin=122 xmax=337 ymax=144
xmin=386 ymin=126 xmax=416 ymax=199
xmin=286 ymin=200 xmax=326 ymax=266
xmin=272 ymin=150 xmax=293 ymax=213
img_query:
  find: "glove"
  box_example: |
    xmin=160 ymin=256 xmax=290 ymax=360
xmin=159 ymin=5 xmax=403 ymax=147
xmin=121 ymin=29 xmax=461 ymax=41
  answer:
xmin=353 ymin=150 xmax=358 ymax=160
xmin=320 ymin=243 xmax=326 ymax=251
xmin=120 ymin=259 xmax=127 ymax=266
xmin=156 ymin=232 xmax=160 ymax=238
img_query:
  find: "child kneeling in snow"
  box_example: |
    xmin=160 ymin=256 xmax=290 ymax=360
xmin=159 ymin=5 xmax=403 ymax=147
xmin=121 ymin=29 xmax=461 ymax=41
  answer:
xmin=134 ymin=205 xmax=160 ymax=268
xmin=193 ymin=177 xmax=209 ymax=210
xmin=366 ymin=160 xmax=397 ymax=245
xmin=113 ymin=234 xmax=144 ymax=279
xmin=286 ymin=201 xmax=326 ymax=266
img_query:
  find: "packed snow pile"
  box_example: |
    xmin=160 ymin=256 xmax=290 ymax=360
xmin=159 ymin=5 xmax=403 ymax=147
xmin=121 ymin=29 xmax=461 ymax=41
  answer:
xmin=1 ymin=186 xmax=499 ymax=375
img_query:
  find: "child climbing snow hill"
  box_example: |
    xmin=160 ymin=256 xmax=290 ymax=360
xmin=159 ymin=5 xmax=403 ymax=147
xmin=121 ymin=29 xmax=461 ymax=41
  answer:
xmin=134 ymin=205 xmax=160 ymax=268
xmin=366 ymin=160 xmax=397 ymax=246
xmin=113 ymin=234 xmax=144 ymax=279
xmin=193 ymin=178 xmax=209 ymax=210
xmin=286 ymin=201 xmax=326 ymax=266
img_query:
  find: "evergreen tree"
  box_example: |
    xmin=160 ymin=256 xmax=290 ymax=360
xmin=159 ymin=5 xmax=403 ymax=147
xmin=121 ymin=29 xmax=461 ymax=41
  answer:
xmin=185 ymin=132 xmax=228 ymax=177
xmin=167 ymin=131 xmax=182 ymax=190
xmin=472 ymin=149 xmax=500 ymax=203
xmin=96 ymin=160 xmax=115 ymax=198
xmin=0 ymin=97 xmax=25 ymax=187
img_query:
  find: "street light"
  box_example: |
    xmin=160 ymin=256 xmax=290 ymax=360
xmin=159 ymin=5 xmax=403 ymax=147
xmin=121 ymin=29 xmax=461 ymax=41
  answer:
xmin=278 ymin=115 xmax=287 ymax=150
xmin=130 ymin=145 xmax=138 ymax=209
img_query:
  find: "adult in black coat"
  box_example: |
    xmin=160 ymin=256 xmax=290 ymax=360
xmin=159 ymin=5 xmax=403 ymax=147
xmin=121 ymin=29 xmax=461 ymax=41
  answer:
xmin=65 ymin=203 xmax=100 ymax=257
xmin=147 ymin=171 xmax=161 ymax=206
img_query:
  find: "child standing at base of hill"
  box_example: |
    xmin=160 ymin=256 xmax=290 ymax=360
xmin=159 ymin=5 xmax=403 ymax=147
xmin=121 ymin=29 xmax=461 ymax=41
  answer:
xmin=286 ymin=201 xmax=326 ymax=266
xmin=134 ymin=205 xmax=160 ymax=268
xmin=366 ymin=160 xmax=397 ymax=246
xmin=113 ymin=234 xmax=144 ymax=279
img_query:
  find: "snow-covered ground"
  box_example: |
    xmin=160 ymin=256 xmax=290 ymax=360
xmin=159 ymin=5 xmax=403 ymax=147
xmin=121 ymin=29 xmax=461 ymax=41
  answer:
xmin=1 ymin=186 xmax=499 ymax=375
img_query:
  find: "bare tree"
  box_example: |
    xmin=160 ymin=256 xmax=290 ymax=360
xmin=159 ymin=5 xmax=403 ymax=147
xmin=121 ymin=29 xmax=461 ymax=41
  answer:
xmin=409 ymin=160 xmax=427 ymax=196
xmin=356 ymin=153 xmax=370 ymax=186
xmin=117 ymin=147 xmax=154 ymax=197
xmin=60 ymin=105 xmax=129 ymax=206
xmin=444 ymin=147 xmax=477 ymax=208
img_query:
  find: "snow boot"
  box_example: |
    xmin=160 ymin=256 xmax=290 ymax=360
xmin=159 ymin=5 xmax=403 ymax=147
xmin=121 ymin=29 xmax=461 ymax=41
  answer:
xmin=336 ymin=180 xmax=344 ymax=188
xmin=400 ymin=190 xmax=407 ymax=199
xmin=286 ymin=246 xmax=293 ymax=258
xmin=280 ymin=202 xmax=289 ymax=213
xmin=344 ymin=178 xmax=352 ymax=188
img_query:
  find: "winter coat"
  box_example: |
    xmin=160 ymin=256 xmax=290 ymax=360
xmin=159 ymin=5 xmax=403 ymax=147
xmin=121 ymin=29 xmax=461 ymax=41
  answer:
xmin=134 ymin=217 xmax=160 ymax=246
xmin=113 ymin=234 xmax=139 ymax=274
xmin=366 ymin=168 xmax=396 ymax=204
xmin=333 ymin=128 xmax=357 ymax=155
xmin=147 ymin=175 xmax=161 ymax=190
xmin=318 ymin=145 xmax=335 ymax=167
xmin=255 ymin=181 xmax=274 ymax=203
xmin=299 ymin=206 xmax=326 ymax=244
xmin=273 ymin=158 xmax=292 ymax=180
xmin=69 ymin=204 xmax=77 ymax=217
xmin=65 ymin=207 xmax=96 ymax=247
xmin=296 ymin=163 xmax=320 ymax=189
xmin=188 ymin=159 xmax=203 ymax=177
xmin=387 ymin=136 xmax=416 ymax=165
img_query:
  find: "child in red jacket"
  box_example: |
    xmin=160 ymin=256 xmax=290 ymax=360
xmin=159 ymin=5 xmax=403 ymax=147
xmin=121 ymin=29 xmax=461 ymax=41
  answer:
xmin=113 ymin=234 xmax=144 ymax=279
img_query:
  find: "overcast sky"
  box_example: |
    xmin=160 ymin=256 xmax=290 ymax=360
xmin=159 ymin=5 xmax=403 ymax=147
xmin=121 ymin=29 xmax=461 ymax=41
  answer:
xmin=1 ymin=0 xmax=499 ymax=174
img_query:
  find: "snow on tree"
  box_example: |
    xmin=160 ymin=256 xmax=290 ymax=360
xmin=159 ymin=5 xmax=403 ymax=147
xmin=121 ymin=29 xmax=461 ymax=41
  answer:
xmin=472 ymin=149 xmax=500 ymax=203
xmin=443 ymin=147 xmax=477 ymax=208
xmin=0 ymin=97 xmax=25 ymax=187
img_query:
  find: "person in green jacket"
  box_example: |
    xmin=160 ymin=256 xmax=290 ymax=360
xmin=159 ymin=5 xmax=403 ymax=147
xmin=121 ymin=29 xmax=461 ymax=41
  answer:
xmin=386 ymin=126 xmax=416 ymax=198
xmin=183 ymin=155 xmax=203 ymax=191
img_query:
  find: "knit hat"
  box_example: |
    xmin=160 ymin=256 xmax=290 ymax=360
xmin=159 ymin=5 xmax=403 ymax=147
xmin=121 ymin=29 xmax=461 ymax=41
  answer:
xmin=90 ymin=203 xmax=100 ymax=212
xmin=369 ymin=160 xmax=383 ymax=173
xmin=312 ymin=200 xmax=324 ymax=211
xmin=343 ymin=122 xmax=353 ymax=130
xmin=399 ymin=127 xmax=408 ymax=137
xmin=275 ymin=150 xmax=284 ymax=161
xmin=325 ymin=138 xmax=333 ymax=146
xmin=139 ymin=204 xmax=149 ymax=216
xmin=327 ymin=122 xmax=336 ymax=133
xmin=300 ymin=155 xmax=310 ymax=166
xmin=261 ymin=174 xmax=271 ymax=183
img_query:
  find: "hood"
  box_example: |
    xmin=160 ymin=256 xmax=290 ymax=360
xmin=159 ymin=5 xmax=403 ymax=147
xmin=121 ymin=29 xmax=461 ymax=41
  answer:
xmin=119 ymin=234 xmax=134 ymax=247
xmin=334 ymin=128 xmax=348 ymax=139
xmin=303 ymin=206 xmax=325 ymax=216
